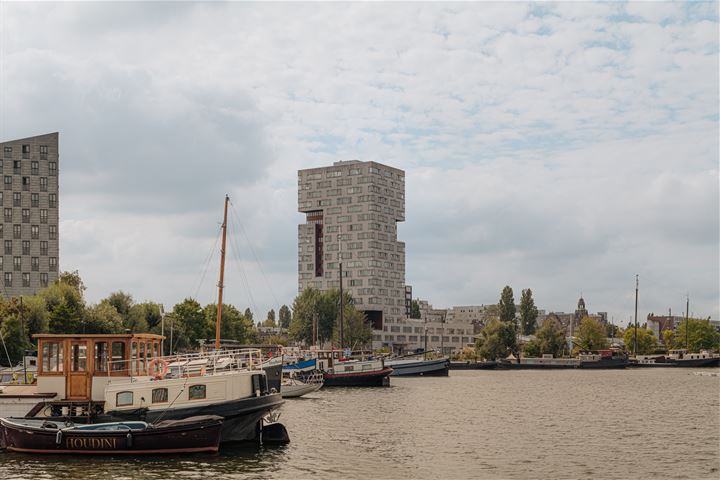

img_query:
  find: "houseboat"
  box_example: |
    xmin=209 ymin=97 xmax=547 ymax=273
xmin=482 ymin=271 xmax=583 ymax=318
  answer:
xmin=315 ymin=350 xmax=393 ymax=387
xmin=0 ymin=333 xmax=287 ymax=444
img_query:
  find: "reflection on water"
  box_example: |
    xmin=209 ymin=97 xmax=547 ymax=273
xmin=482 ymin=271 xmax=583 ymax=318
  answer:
xmin=2 ymin=369 xmax=719 ymax=479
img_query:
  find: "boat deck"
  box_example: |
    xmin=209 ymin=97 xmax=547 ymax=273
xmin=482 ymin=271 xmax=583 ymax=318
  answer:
xmin=0 ymin=385 xmax=56 ymax=398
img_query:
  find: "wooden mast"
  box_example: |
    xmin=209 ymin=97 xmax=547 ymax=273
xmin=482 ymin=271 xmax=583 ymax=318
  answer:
xmin=215 ymin=195 xmax=229 ymax=350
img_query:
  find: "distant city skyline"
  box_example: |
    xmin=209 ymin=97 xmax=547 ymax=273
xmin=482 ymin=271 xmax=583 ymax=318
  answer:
xmin=0 ymin=2 xmax=717 ymax=322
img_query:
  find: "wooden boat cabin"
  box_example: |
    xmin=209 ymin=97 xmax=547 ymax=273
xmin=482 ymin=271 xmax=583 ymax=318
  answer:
xmin=34 ymin=333 xmax=164 ymax=402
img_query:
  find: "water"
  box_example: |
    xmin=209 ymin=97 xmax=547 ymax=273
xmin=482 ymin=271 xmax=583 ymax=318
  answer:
xmin=1 ymin=369 xmax=718 ymax=479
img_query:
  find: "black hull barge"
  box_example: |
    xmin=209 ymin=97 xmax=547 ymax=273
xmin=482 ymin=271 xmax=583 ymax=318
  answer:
xmin=323 ymin=367 xmax=393 ymax=387
xmin=0 ymin=415 xmax=223 ymax=455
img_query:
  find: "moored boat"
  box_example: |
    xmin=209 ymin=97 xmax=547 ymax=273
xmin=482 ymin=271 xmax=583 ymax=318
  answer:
xmin=281 ymin=372 xmax=323 ymax=398
xmin=448 ymin=360 xmax=498 ymax=370
xmin=0 ymin=415 xmax=223 ymax=455
xmin=385 ymin=357 xmax=449 ymax=376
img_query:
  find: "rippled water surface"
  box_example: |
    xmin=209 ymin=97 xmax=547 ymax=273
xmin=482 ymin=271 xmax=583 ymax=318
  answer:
xmin=1 ymin=369 xmax=719 ymax=479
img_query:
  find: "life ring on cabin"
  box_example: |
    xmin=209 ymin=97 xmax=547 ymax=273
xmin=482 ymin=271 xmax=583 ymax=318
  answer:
xmin=148 ymin=358 xmax=169 ymax=380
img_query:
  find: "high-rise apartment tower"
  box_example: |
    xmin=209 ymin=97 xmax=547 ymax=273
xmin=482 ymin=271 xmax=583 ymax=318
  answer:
xmin=0 ymin=133 xmax=60 ymax=297
xmin=298 ymin=160 xmax=405 ymax=347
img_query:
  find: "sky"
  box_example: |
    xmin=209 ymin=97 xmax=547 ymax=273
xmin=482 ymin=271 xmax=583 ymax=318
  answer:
xmin=0 ymin=1 xmax=717 ymax=325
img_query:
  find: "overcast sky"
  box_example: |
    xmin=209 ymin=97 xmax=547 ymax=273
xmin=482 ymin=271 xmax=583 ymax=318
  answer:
xmin=0 ymin=1 xmax=717 ymax=324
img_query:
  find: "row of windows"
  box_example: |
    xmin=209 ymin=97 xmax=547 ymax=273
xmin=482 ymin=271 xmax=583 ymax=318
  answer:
xmin=1 ymin=225 xmax=57 ymax=241
xmin=0 ymin=239 xmax=50 ymax=254
xmin=300 ymin=195 xmax=404 ymax=210
xmin=3 ymin=175 xmax=54 ymax=191
xmin=3 ymin=144 xmax=51 ymax=158
xmin=2 ymin=209 xmax=53 ymax=224
xmin=0 ymin=192 xmax=57 ymax=208
xmin=302 ymin=167 xmax=404 ymax=181
xmin=1 ymin=255 xmax=57 ymax=270
xmin=0 ymin=159 xmax=57 ymax=175
xmin=116 ymin=385 xmax=206 ymax=407
xmin=3 ymin=271 xmax=50 ymax=287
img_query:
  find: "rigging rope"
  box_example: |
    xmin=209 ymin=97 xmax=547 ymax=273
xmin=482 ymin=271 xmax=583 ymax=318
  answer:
xmin=191 ymin=224 xmax=223 ymax=303
xmin=228 ymin=202 xmax=281 ymax=308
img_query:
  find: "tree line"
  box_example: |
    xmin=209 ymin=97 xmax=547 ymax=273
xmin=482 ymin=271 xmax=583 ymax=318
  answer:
xmin=0 ymin=271 xmax=295 ymax=366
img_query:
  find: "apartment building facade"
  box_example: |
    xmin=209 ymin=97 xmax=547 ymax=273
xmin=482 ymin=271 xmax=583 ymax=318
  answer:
xmin=298 ymin=160 xmax=405 ymax=348
xmin=0 ymin=133 xmax=60 ymax=297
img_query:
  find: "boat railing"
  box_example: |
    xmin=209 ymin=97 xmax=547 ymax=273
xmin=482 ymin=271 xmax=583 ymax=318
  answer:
xmin=104 ymin=348 xmax=264 ymax=381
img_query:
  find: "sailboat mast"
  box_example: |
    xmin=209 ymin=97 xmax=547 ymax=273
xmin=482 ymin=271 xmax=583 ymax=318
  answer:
xmin=633 ymin=274 xmax=639 ymax=356
xmin=215 ymin=195 xmax=230 ymax=350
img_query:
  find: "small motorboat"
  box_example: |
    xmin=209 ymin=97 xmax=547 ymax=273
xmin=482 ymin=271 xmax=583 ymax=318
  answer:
xmin=281 ymin=372 xmax=323 ymax=398
xmin=0 ymin=415 xmax=223 ymax=455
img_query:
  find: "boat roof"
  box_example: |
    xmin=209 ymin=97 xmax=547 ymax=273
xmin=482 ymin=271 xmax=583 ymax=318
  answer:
xmin=33 ymin=333 xmax=164 ymax=340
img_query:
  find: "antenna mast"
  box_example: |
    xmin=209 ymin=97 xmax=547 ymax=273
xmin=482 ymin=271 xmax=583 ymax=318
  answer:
xmin=215 ymin=195 xmax=230 ymax=350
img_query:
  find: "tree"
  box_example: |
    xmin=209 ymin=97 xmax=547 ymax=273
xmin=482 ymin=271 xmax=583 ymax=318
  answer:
xmin=289 ymin=288 xmax=353 ymax=345
xmin=41 ymin=281 xmax=85 ymax=334
xmin=519 ymin=288 xmax=539 ymax=335
xmin=623 ymin=327 xmax=657 ymax=355
xmin=334 ymin=308 xmax=372 ymax=349
xmin=106 ymin=291 xmax=134 ymax=318
xmin=0 ymin=312 xmax=28 ymax=367
xmin=262 ymin=309 xmax=276 ymax=327
xmin=475 ymin=319 xmax=516 ymax=360
xmin=527 ymin=317 xmax=567 ymax=357
xmin=674 ymin=318 xmax=720 ymax=352
xmin=574 ymin=316 xmax=609 ymax=352
xmin=204 ymin=303 xmax=257 ymax=344
xmin=606 ymin=323 xmax=620 ymax=338
xmin=278 ymin=305 xmax=291 ymax=329
xmin=244 ymin=308 xmax=254 ymax=322
xmin=83 ymin=301 xmax=124 ymax=334
xmin=662 ymin=329 xmax=675 ymax=348
xmin=58 ymin=270 xmax=86 ymax=297
xmin=498 ymin=286 xmax=516 ymax=324
xmin=168 ymin=298 xmax=207 ymax=352
xmin=410 ymin=299 xmax=421 ymax=319
xmin=20 ymin=295 xmax=48 ymax=342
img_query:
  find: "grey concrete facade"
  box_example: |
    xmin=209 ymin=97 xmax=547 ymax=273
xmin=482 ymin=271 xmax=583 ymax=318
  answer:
xmin=0 ymin=133 xmax=60 ymax=297
xmin=298 ymin=160 xmax=405 ymax=348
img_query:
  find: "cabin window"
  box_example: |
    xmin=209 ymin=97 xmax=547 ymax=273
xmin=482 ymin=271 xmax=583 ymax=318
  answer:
xmin=95 ymin=342 xmax=108 ymax=372
xmin=188 ymin=385 xmax=206 ymax=400
xmin=71 ymin=343 xmax=87 ymax=372
xmin=145 ymin=341 xmax=154 ymax=366
xmin=42 ymin=341 xmax=63 ymax=373
xmin=111 ymin=342 xmax=126 ymax=372
xmin=116 ymin=391 xmax=134 ymax=407
xmin=131 ymin=342 xmax=139 ymax=375
xmin=152 ymin=388 xmax=168 ymax=403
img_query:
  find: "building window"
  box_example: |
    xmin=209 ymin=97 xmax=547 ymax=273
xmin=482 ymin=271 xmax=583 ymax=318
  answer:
xmin=13 ymin=256 xmax=21 ymax=271
xmin=3 ymin=146 xmax=11 ymax=157
xmin=4 ymin=208 xmax=11 ymax=222
xmin=4 ymin=272 xmax=11 ymax=287
xmin=152 ymin=388 xmax=169 ymax=403
xmin=49 ymin=257 xmax=57 ymax=271
xmin=31 ymin=257 xmax=39 ymax=271
xmin=22 ymin=272 xmax=30 ymax=287
xmin=22 ymin=240 xmax=30 ymax=255
xmin=13 ymin=160 xmax=21 ymax=174
xmin=21 ymin=144 xmax=30 ymax=158
xmin=30 ymin=225 xmax=39 ymax=239
xmin=49 ymin=225 xmax=56 ymax=240
xmin=40 ymin=209 xmax=47 ymax=224
xmin=40 ymin=145 xmax=48 ymax=160
xmin=0 ymin=224 xmax=3 ymax=239
xmin=49 ymin=161 xmax=57 ymax=175
xmin=22 ymin=177 xmax=30 ymax=191
xmin=0 ymin=191 xmax=3 ymax=206
xmin=189 ymin=385 xmax=206 ymax=400
xmin=116 ymin=391 xmax=134 ymax=407
xmin=4 ymin=176 xmax=11 ymax=189
xmin=49 ymin=193 xmax=57 ymax=208
xmin=31 ymin=193 xmax=38 ymax=207
xmin=13 ymin=224 xmax=21 ymax=239
xmin=4 ymin=240 xmax=11 ymax=254
xmin=40 ymin=241 xmax=48 ymax=255
xmin=40 ymin=272 xmax=48 ymax=287
xmin=39 ymin=177 xmax=47 ymax=192
xmin=31 ymin=161 xmax=39 ymax=175
xmin=12 ymin=192 xmax=20 ymax=207
xmin=22 ymin=208 xmax=29 ymax=223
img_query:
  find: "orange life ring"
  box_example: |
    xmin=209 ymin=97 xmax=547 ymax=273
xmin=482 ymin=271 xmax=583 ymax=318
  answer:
xmin=148 ymin=358 xmax=169 ymax=380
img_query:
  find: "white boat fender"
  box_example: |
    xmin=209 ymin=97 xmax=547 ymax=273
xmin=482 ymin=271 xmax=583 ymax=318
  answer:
xmin=55 ymin=429 xmax=62 ymax=445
